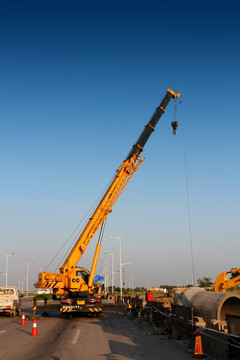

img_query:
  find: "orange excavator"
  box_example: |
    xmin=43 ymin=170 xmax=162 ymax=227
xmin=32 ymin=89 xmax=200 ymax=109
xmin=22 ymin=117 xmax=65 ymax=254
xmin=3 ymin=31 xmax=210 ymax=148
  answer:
xmin=212 ymin=268 xmax=240 ymax=292
xmin=35 ymin=89 xmax=181 ymax=317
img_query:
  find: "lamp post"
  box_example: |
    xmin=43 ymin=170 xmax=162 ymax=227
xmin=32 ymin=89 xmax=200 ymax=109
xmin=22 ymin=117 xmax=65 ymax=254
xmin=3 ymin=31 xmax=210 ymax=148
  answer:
xmin=121 ymin=262 xmax=131 ymax=291
xmin=21 ymin=277 xmax=26 ymax=293
xmin=102 ymin=261 xmax=109 ymax=294
xmin=98 ymin=268 xmax=105 ymax=295
xmin=131 ymin=274 xmax=134 ymax=292
xmin=109 ymin=236 xmax=122 ymax=299
xmin=6 ymin=252 xmax=14 ymax=287
xmin=0 ymin=272 xmax=6 ymax=281
xmin=102 ymin=267 xmax=107 ymax=295
xmin=26 ymin=262 xmax=34 ymax=297
xmin=105 ymin=252 xmax=114 ymax=294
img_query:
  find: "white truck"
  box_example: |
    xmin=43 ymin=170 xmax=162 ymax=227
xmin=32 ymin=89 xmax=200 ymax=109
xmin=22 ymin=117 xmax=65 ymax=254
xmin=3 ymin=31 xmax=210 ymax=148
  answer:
xmin=0 ymin=286 xmax=21 ymax=317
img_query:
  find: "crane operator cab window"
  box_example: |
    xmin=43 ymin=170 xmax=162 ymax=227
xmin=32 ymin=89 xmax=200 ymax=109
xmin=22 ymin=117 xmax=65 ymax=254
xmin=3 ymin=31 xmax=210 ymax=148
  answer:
xmin=76 ymin=270 xmax=89 ymax=284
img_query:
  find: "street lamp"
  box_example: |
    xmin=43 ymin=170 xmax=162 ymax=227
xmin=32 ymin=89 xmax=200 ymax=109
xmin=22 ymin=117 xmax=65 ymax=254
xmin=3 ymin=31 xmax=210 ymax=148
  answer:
xmin=102 ymin=261 xmax=109 ymax=294
xmin=6 ymin=252 xmax=14 ymax=287
xmin=130 ymin=274 xmax=134 ymax=292
xmin=105 ymin=252 xmax=114 ymax=294
xmin=100 ymin=267 xmax=107 ymax=295
xmin=122 ymin=262 xmax=131 ymax=266
xmin=98 ymin=268 xmax=105 ymax=295
xmin=26 ymin=262 xmax=34 ymax=297
xmin=21 ymin=277 xmax=26 ymax=293
xmin=108 ymin=236 xmax=122 ymax=299
xmin=121 ymin=262 xmax=131 ymax=291
xmin=0 ymin=272 xmax=6 ymax=280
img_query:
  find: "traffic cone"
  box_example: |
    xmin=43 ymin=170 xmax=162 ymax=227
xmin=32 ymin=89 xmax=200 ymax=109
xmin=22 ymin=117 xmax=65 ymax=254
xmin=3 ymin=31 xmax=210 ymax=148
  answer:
xmin=192 ymin=331 xmax=206 ymax=358
xmin=20 ymin=312 xmax=26 ymax=326
xmin=30 ymin=318 xmax=39 ymax=336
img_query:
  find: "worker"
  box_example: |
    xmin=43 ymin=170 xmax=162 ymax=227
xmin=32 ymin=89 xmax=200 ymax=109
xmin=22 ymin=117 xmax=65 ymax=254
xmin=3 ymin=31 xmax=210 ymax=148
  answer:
xmin=146 ymin=290 xmax=153 ymax=304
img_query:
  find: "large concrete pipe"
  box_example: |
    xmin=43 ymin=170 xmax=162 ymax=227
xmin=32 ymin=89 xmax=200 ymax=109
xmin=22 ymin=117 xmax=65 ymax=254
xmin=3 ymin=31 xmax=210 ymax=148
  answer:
xmin=174 ymin=287 xmax=240 ymax=322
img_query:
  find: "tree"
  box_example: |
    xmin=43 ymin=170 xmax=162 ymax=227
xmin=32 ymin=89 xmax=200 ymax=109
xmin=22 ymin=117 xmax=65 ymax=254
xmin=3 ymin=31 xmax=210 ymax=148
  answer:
xmin=197 ymin=276 xmax=213 ymax=287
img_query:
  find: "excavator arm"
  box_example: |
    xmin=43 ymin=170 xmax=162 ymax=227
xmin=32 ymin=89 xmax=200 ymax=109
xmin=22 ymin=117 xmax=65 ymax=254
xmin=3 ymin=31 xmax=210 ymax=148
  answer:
xmin=212 ymin=268 xmax=240 ymax=292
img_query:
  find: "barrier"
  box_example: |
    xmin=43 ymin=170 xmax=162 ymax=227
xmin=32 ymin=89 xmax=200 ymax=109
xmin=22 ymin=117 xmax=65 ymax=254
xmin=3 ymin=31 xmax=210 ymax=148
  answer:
xmin=192 ymin=331 xmax=206 ymax=358
xmin=31 ymin=318 xmax=39 ymax=336
xmin=20 ymin=312 xmax=26 ymax=326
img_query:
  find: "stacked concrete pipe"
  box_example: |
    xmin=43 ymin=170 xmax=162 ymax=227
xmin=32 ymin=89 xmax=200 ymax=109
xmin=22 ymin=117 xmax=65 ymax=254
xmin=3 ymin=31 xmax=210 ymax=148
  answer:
xmin=174 ymin=287 xmax=240 ymax=322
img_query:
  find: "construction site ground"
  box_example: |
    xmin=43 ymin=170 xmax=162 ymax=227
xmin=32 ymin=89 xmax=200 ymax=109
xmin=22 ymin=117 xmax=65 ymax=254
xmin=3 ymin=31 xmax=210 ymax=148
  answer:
xmin=0 ymin=297 xmax=194 ymax=360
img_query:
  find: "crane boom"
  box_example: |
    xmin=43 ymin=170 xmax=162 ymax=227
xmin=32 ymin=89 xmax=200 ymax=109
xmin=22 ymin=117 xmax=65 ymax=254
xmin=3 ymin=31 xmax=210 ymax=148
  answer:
xmin=35 ymin=88 xmax=181 ymax=310
xmin=60 ymin=154 xmax=144 ymax=274
xmin=127 ymin=88 xmax=180 ymax=160
xmin=60 ymin=88 xmax=180 ymax=275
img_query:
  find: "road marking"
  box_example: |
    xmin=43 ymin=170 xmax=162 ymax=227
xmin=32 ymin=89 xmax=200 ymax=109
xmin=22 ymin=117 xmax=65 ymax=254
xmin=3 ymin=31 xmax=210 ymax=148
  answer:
xmin=72 ymin=329 xmax=81 ymax=344
xmin=0 ymin=330 xmax=6 ymax=335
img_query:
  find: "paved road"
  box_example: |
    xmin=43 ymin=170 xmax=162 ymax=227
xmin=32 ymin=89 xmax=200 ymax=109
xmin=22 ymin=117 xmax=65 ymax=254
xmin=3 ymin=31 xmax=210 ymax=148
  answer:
xmin=0 ymin=298 xmax=194 ymax=360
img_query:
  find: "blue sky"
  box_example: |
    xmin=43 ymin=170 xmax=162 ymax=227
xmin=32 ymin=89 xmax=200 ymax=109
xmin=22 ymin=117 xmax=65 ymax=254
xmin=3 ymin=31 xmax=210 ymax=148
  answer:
xmin=1 ymin=1 xmax=240 ymax=290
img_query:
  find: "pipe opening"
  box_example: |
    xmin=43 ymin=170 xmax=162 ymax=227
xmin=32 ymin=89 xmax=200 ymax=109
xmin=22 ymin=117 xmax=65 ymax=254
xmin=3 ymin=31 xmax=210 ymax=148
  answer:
xmin=219 ymin=296 xmax=240 ymax=321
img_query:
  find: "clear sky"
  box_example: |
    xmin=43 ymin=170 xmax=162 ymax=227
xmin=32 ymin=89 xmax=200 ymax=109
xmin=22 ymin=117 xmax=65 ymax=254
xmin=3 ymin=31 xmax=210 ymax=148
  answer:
xmin=1 ymin=1 xmax=240 ymax=290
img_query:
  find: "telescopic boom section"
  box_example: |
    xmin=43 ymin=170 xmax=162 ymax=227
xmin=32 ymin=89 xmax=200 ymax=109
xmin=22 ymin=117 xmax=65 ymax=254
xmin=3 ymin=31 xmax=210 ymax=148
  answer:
xmin=60 ymin=88 xmax=181 ymax=275
xmin=126 ymin=88 xmax=181 ymax=160
xmin=60 ymin=155 xmax=144 ymax=274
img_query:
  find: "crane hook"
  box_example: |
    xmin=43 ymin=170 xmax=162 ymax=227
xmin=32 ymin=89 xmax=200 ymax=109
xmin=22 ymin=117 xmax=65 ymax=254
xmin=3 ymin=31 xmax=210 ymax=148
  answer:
xmin=171 ymin=121 xmax=178 ymax=135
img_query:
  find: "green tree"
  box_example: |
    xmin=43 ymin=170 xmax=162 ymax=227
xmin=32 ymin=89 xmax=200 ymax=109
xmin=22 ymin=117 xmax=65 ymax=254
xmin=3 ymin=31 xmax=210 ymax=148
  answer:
xmin=197 ymin=276 xmax=213 ymax=287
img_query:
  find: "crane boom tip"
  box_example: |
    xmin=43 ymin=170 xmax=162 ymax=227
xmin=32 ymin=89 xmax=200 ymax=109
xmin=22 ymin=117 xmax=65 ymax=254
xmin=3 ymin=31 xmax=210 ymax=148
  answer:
xmin=167 ymin=88 xmax=181 ymax=99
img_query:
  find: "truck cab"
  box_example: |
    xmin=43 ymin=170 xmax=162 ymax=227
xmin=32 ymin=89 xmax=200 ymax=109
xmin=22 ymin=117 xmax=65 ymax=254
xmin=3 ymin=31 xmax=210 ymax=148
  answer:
xmin=0 ymin=286 xmax=21 ymax=317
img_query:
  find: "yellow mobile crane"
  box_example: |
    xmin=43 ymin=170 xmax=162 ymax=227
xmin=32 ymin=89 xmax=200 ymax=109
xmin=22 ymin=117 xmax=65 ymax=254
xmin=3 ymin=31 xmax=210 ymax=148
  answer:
xmin=212 ymin=268 xmax=240 ymax=292
xmin=35 ymin=89 xmax=181 ymax=316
